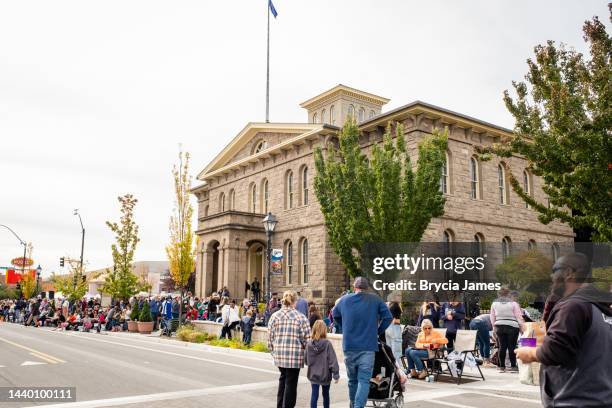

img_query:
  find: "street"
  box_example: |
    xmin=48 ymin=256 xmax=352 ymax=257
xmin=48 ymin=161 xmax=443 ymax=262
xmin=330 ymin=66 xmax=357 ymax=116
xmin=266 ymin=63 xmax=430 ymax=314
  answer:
xmin=0 ymin=322 xmax=543 ymax=408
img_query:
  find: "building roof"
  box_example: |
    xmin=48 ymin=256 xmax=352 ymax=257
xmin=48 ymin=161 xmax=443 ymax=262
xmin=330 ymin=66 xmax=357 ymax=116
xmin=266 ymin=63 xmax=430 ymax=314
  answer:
xmin=299 ymin=84 xmax=390 ymax=109
xmin=196 ymin=122 xmax=331 ymax=180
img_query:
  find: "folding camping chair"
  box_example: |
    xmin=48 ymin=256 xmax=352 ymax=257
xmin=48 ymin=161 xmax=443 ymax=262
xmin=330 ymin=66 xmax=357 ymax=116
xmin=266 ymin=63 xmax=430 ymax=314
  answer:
xmin=434 ymin=329 xmax=485 ymax=384
xmin=401 ymin=328 xmax=447 ymax=376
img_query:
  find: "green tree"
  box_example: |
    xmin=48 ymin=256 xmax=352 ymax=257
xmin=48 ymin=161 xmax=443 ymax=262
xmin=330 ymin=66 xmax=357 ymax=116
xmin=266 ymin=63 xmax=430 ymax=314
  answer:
xmin=592 ymin=266 xmax=612 ymax=292
xmin=314 ymin=119 xmax=448 ymax=279
xmin=50 ymin=259 xmax=87 ymax=302
xmin=495 ymin=249 xmax=553 ymax=294
xmin=477 ymin=9 xmax=612 ymax=241
xmin=139 ymin=301 xmax=152 ymax=322
xmin=0 ymin=283 xmax=17 ymax=299
xmin=130 ymin=300 xmax=140 ymax=321
xmin=101 ymin=194 xmax=140 ymax=302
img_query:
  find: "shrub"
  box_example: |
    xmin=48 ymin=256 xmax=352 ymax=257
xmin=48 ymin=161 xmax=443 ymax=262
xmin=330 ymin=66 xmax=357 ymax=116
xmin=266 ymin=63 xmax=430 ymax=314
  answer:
xmin=139 ymin=301 xmax=152 ymax=322
xmin=130 ymin=302 xmax=140 ymax=321
xmin=250 ymin=342 xmax=269 ymax=353
xmin=176 ymin=326 xmax=194 ymax=341
xmin=187 ymin=331 xmax=208 ymax=343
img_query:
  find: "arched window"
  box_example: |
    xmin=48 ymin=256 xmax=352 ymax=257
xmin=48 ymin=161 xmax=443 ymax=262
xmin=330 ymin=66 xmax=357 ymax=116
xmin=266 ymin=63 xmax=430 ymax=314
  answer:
xmin=498 ymin=164 xmax=508 ymax=205
xmin=502 ymin=236 xmax=512 ymax=260
xmin=321 ymin=109 xmax=326 ymax=124
xmin=523 ymin=170 xmax=531 ymax=209
xmin=262 ymin=179 xmax=269 ymax=213
xmin=440 ymin=151 xmax=450 ymax=194
xmin=443 ymin=229 xmax=455 ymax=255
xmin=285 ymin=240 xmax=293 ymax=285
xmin=551 ymin=242 xmax=560 ymax=261
xmin=358 ymin=107 xmax=365 ymax=122
xmin=229 ymin=189 xmax=236 ymax=211
xmin=312 ymin=112 xmax=318 ymax=124
xmin=301 ymin=238 xmax=309 ymax=284
xmin=528 ymin=239 xmax=537 ymax=250
xmin=219 ymin=192 xmax=226 ymax=212
xmin=330 ymin=105 xmax=335 ymax=125
xmin=250 ymin=184 xmax=257 ymax=213
xmin=286 ymin=170 xmax=294 ymax=209
xmin=253 ymin=140 xmax=267 ymax=154
xmin=369 ymin=110 xmax=375 ymax=118
xmin=348 ymin=104 xmax=355 ymax=119
xmin=301 ymin=166 xmax=309 ymax=205
xmin=469 ymin=157 xmax=480 ymax=199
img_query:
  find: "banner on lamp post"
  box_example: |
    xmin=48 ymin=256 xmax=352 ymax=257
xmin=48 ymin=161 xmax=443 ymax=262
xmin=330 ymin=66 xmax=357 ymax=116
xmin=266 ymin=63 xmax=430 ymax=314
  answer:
xmin=271 ymin=249 xmax=283 ymax=275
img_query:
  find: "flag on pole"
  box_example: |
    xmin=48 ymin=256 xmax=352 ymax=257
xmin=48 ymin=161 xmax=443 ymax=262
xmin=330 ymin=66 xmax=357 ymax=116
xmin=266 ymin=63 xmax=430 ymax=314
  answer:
xmin=268 ymin=0 xmax=278 ymax=18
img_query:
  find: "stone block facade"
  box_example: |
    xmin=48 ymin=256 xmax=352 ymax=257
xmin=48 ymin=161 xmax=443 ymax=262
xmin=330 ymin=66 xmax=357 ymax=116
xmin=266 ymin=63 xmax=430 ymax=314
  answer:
xmin=192 ymin=86 xmax=574 ymax=306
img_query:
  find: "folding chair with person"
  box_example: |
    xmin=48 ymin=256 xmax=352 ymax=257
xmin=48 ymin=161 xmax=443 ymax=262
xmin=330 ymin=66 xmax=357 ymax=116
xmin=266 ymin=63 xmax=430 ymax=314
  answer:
xmin=434 ymin=329 xmax=485 ymax=384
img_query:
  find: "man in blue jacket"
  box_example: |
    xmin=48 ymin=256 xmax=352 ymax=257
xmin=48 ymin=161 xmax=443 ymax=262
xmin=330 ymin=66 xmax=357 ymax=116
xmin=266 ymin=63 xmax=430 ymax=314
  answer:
xmin=333 ymin=277 xmax=392 ymax=408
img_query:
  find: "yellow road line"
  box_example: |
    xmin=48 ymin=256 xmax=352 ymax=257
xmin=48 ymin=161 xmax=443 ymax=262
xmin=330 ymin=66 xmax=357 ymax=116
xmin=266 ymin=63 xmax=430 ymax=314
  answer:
xmin=0 ymin=336 xmax=65 ymax=363
xmin=29 ymin=351 xmax=59 ymax=364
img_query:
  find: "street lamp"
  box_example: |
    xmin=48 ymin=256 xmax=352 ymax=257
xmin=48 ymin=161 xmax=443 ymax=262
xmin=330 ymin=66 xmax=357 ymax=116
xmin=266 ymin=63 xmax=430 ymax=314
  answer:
xmin=262 ymin=212 xmax=278 ymax=304
xmin=74 ymin=209 xmax=85 ymax=277
xmin=1 ymin=224 xmax=27 ymax=298
xmin=36 ymin=265 xmax=42 ymax=295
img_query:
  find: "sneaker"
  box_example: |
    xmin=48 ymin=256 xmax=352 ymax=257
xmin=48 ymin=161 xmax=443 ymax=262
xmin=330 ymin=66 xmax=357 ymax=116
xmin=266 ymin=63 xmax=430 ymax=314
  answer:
xmin=418 ymin=371 xmax=428 ymax=380
xmin=508 ymin=366 xmax=519 ymax=373
xmin=497 ymin=367 xmax=506 ymax=373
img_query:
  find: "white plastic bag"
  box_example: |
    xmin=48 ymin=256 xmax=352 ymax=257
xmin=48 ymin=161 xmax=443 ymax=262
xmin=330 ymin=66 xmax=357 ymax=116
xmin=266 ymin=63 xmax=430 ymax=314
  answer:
xmin=518 ymin=360 xmax=533 ymax=385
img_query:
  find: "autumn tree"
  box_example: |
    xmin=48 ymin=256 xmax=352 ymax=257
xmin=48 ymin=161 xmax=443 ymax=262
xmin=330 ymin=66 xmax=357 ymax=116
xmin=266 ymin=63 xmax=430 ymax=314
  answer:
xmin=20 ymin=272 xmax=37 ymax=299
xmin=314 ymin=119 xmax=448 ymax=279
xmin=101 ymin=194 xmax=140 ymax=302
xmin=495 ymin=249 xmax=553 ymax=294
xmin=478 ymin=8 xmax=612 ymax=241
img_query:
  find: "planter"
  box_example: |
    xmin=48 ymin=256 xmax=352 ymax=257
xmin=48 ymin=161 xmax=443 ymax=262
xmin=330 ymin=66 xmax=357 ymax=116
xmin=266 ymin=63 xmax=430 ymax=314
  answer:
xmin=137 ymin=321 xmax=154 ymax=334
xmin=127 ymin=320 xmax=139 ymax=333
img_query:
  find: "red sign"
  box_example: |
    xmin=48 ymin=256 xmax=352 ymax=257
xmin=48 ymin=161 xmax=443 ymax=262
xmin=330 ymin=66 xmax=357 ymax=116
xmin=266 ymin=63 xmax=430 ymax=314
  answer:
xmin=6 ymin=269 xmax=35 ymax=284
xmin=11 ymin=257 xmax=34 ymax=268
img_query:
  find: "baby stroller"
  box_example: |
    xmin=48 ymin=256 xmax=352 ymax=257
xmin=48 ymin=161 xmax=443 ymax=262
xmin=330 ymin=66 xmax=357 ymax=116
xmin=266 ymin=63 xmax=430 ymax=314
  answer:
xmin=366 ymin=341 xmax=404 ymax=408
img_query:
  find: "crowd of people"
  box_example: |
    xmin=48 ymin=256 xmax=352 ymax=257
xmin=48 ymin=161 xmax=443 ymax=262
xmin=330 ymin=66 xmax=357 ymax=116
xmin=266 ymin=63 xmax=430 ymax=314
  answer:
xmin=1 ymin=252 xmax=609 ymax=408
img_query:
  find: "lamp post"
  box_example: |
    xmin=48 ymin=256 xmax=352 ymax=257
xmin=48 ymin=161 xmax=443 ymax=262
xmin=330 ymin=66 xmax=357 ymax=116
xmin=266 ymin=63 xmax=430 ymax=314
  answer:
xmin=0 ymin=224 xmax=27 ymax=298
xmin=262 ymin=212 xmax=278 ymax=304
xmin=36 ymin=265 xmax=42 ymax=295
xmin=74 ymin=209 xmax=85 ymax=278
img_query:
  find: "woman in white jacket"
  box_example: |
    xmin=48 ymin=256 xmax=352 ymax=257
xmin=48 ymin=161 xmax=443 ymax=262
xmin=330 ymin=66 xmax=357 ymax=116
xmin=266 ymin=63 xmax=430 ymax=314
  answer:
xmin=219 ymin=299 xmax=241 ymax=339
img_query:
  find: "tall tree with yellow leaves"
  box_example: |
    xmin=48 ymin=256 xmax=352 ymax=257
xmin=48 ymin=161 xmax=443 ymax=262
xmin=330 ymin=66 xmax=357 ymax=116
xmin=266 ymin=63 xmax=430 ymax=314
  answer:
xmin=166 ymin=149 xmax=196 ymax=322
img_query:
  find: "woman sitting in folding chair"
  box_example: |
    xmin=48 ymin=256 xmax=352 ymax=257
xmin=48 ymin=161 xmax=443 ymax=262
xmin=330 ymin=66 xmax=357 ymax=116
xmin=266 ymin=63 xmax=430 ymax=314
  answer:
xmin=404 ymin=319 xmax=448 ymax=379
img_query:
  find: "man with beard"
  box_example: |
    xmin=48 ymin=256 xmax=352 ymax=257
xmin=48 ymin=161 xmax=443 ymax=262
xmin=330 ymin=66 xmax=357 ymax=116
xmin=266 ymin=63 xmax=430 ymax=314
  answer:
xmin=515 ymin=252 xmax=612 ymax=408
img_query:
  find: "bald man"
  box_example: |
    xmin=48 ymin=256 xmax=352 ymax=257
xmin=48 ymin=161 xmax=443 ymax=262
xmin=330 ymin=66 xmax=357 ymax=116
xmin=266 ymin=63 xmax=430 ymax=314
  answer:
xmin=515 ymin=252 xmax=612 ymax=407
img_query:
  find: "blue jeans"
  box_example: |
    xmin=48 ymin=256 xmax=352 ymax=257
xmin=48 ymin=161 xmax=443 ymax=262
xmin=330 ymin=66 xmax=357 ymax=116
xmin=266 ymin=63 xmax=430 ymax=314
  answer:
xmin=310 ymin=383 xmax=330 ymax=408
xmin=344 ymin=350 xmax=375 ymax=408
xmin=405 ymin=348 xmax=429 ymax=371
xmin=469 ymin=319 xmax=490 ymax=358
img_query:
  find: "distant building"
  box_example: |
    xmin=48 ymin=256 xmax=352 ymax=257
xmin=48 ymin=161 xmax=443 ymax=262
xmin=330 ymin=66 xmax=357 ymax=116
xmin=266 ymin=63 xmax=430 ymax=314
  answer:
xmin=86 ymin=261 xmax=169 ymax=296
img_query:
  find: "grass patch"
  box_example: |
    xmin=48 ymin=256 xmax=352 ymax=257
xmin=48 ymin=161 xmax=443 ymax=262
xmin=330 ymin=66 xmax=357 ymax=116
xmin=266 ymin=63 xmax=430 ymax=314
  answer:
xmin=175 ymin=326 xmax=268 ymax=353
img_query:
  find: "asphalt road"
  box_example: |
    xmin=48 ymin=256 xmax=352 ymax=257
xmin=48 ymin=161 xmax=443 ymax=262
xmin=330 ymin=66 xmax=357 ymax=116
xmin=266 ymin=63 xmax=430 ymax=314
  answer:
xmin=0 ymin=322 xmax=543 ymax=407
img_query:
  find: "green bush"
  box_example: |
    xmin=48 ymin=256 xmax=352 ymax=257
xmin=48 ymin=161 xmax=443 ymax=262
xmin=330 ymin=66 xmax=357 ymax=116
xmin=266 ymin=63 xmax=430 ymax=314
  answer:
xmin=250 ymin=342 xmax=269 ymax=353
xmin=517 ymin=291 xmax=536 ymax=308
xmin=187 ymin=331 xmax=208 ymax=343
xmin=130 ymin=302 xmax=140 ymax=321
xmin=139 ymin=301 xmax=152 ymax=322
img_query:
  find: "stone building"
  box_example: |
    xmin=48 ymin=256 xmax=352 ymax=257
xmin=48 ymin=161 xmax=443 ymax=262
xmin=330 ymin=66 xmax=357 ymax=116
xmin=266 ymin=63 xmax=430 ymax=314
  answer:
xmin=192 ymin=84 xmax=573 ymax=305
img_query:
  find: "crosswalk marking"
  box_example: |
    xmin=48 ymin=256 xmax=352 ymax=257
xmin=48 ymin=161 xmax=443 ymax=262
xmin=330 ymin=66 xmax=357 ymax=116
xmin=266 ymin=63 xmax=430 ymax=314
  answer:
xmin=20 ymin=361 xmax=46 ymax=366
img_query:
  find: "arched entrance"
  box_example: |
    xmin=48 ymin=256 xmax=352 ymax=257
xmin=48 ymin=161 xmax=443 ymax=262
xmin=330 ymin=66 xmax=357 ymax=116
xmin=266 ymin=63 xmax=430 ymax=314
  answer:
xmin=247 ymin=242 xmax=265 ymax=298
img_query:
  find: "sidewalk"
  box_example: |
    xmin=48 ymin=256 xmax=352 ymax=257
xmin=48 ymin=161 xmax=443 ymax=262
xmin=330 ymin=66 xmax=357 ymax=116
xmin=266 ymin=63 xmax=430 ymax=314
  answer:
xmin=101 ymin=329 xmax=541 ymax=397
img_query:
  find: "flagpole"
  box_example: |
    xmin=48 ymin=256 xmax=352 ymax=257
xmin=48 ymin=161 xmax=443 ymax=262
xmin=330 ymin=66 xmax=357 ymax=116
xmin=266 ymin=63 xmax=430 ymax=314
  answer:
xmin=266 ymin=0 xmax=270 ymax=123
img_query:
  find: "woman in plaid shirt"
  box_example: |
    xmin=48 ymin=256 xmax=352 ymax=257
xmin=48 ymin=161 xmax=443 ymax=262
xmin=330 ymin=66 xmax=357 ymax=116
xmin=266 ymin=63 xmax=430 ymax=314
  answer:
xmin=268 ymin=290 xmax=312 ymax=408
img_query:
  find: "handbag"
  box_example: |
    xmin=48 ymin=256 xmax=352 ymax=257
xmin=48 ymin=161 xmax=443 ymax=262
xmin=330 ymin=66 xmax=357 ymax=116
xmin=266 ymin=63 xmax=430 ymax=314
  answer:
xmin=490 ymin=350 xmax=500 ymax=366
